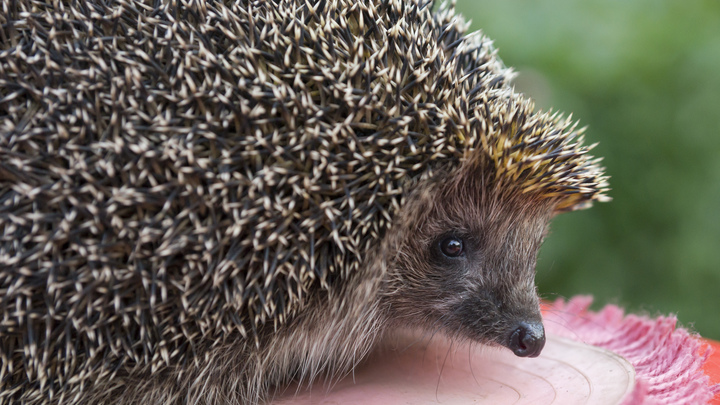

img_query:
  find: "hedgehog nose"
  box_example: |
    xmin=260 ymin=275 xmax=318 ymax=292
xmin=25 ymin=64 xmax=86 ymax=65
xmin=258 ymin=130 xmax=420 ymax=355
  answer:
xmin=508 ymin=321 xmax=545 ymax=358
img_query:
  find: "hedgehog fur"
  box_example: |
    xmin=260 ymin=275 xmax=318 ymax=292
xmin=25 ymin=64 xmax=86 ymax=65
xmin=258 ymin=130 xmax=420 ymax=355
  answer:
xmin=0 ymin=0 xmax=609 ymax=403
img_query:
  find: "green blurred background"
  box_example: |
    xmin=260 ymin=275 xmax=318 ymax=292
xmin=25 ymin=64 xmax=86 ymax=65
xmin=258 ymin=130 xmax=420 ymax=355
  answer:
xmin=454 ymin=0 xmax=720 ymax=339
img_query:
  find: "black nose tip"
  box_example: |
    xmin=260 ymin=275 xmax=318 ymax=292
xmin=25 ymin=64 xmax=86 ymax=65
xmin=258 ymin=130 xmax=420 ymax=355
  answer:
xmin=508 ymin=321 xmax=545 ymax=358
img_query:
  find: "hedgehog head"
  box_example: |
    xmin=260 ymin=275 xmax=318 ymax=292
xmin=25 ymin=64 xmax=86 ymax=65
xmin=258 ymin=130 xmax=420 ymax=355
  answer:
xmin=381 ymin=97 xmax=610 ymax=352
xmin=376 ymin=15 xmax=609 ymax=355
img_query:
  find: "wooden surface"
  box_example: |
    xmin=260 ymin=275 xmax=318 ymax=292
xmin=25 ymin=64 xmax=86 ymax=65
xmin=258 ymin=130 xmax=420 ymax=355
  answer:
xmin=272 ymin=333 xmax=636 ymax=404
xmin=269 ymin=332 xmax=720 ymax=404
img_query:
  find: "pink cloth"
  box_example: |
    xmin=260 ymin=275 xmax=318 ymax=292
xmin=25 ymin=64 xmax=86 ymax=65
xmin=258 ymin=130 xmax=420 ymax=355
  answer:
xmin=543 ymin=296 xmax=720 ymax=405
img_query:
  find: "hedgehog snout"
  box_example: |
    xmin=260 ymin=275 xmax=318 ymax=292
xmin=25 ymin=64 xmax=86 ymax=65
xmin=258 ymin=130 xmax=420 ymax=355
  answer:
xmin=507 ymin=320 xmax=545 ymax=358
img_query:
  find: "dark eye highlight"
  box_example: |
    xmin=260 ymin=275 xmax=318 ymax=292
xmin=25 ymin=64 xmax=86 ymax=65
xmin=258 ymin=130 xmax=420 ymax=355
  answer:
xmin=440 ymin=237 xmax=464 ymax=258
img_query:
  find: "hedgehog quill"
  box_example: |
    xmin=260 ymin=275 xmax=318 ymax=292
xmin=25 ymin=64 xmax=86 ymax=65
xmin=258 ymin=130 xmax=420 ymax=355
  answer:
xmin=0 ymin=0 xmax=609 ymax=403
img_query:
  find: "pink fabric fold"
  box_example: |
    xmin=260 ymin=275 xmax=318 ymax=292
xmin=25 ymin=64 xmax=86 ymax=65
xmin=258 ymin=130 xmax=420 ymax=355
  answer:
xmin=543 ymin=296 xmax=720 ymax=405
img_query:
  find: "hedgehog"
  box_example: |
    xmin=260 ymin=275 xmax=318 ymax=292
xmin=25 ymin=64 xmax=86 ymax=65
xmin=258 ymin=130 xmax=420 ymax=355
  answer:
xmin=0 ymin=0 xmax=609 ymax=403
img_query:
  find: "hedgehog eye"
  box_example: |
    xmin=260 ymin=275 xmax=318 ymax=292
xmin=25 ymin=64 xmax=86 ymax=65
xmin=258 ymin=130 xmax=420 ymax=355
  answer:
xmin=439 ymin=237 xmax=464 ymax=258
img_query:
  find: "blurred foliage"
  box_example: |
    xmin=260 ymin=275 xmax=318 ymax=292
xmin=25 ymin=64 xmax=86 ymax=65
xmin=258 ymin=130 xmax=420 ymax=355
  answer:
xmin=455 ymin=0 xmax=720 ymax=339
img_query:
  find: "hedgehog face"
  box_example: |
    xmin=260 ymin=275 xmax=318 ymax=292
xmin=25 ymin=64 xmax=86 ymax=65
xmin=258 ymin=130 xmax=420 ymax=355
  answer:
xmin=386 ymin=173 xmax=554 ymax=357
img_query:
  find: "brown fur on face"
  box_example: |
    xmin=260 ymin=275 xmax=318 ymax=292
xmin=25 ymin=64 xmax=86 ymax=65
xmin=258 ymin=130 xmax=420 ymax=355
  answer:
xmin=383 ymin=163 xmax=556 ymax=350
